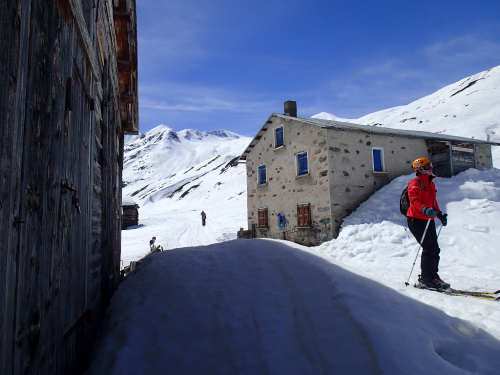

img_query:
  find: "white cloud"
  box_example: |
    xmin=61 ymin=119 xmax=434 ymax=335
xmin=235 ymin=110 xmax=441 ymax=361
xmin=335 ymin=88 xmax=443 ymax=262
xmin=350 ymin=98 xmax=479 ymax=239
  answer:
xmin=423 ymin=34 xmax=500 ymax=64
xmin=140 ymin=89 xmax=272 ymax=114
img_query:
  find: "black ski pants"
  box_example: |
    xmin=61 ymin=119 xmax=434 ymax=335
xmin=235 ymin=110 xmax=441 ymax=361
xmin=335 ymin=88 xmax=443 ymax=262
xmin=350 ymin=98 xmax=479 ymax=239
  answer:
xmin=407 ymin=217 xmax=441 ymax=281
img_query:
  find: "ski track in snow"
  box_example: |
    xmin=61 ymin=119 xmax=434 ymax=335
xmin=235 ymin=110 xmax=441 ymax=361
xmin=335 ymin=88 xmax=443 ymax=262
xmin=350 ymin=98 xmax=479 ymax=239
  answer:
xmin=121 ymin=210 xmax=221 ymax=267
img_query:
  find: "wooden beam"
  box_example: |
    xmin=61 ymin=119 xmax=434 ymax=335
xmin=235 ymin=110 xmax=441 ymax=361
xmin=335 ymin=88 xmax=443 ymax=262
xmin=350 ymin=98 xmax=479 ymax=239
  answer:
xmin=121 ymin=93 xmax=134 ymax=103
xmin=113 ymin=9 xmax=131 ymax=23
xmin=73 ymin=58 xmax=93 ymax=105
xmin=122 ymin=121 xmax=134 ymax=132
xmin=117 ymin=59 xmax=132 ymax=72
xmin=65 ymin=0 xmax=100 ymax=79
xmin=66 ymin=78 xmax=73 ymax=111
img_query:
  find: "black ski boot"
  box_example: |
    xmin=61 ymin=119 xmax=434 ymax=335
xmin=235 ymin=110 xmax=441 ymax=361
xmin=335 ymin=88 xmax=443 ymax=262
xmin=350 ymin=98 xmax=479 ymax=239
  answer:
xmin=417 ymin=276 xmax=448 ymax=290
xmin=435 ymin=274 xmax=450 ymax=290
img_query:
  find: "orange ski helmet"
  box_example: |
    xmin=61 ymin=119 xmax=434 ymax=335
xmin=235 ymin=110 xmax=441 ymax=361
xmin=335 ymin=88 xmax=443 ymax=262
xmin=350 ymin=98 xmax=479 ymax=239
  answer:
xmin=412 ymin=157 xmax=431 ymax=169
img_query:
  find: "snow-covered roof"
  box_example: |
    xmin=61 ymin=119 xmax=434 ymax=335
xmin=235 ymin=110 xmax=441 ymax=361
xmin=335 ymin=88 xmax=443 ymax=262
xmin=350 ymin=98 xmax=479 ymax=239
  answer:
xmin=122 ymin=195 xmax=137 ymax=206
xmin=240 ymin=113 xmax=500 ymax=160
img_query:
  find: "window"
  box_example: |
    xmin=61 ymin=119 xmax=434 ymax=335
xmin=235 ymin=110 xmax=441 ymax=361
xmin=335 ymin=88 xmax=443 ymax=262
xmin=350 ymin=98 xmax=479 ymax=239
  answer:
xmin=297 ymin=203 xmax=311 ymax=228
xmin=258 ymin=164 xmax=267 ymax=184
xmin=297 ymin=152 xmax=308 ymax=176
xmin=277 ymin=213 xmax=286 ymax=227
xmin=372 ymin=148 xmax=385 ymax=172
xmin=258 ymin=207 xmax=268 ymax=228
xmin=275 ymin=126 xmax=284 ymax=148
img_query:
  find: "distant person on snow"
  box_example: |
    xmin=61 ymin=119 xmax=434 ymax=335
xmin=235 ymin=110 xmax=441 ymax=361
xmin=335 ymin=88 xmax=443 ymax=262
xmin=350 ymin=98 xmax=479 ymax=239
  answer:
xmin=201 ymin=211 xmax=206 ymax=226
xmin=407 ymin=157 xmax=449 ymax=290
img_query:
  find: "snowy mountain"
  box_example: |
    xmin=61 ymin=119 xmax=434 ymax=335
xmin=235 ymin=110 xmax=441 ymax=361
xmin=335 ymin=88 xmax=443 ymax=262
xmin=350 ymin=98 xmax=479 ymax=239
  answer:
xmin=313 ymin=64 xmax=500 ymax=165
xmin=121 ymin=125 xmax=251 ymax=259
xmin=123 ymin=125 xmax=250 ymax=207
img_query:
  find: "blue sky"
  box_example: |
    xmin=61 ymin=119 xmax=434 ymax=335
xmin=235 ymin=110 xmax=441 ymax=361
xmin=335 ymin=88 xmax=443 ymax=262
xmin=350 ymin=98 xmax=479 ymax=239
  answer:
xmin=137 ymin=0 xmax=500 ymax=137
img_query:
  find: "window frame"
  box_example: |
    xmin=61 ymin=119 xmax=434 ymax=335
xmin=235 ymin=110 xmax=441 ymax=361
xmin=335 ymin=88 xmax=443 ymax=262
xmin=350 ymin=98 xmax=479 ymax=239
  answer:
xmin=258 ymin=164 xmax=267 ymax=185
xmin=296 ymin=151 xmax=309 ymax=176
xmin=274 ymin=126 xmax=284 ymax=149
xmin=277 ymin=213 xmax=286 ymax=228
xmin=297 ymin=203 xmax=312 ymax=228
xmin=258 ymin=207 xmax=269 ymax=228
xmin=371 ymin=147 xmax=385 ymax=172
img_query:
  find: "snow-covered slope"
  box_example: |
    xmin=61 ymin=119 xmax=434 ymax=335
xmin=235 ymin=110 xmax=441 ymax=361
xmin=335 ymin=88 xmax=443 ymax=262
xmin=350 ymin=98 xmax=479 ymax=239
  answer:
xmin=313 ymin=65 xmax=500 ymax=165
xmin=123 ymin=125 xmax=250 ymax=209
xmin=91 ymin=167 xmax=500 ymax=374
xmin=87 ymin=236 xmax=500 ymax=375
xmin=121 ymin=126 xmax=251 ymax=263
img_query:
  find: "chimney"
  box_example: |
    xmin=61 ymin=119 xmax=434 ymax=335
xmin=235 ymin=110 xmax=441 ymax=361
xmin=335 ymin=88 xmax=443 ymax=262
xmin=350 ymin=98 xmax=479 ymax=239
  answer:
xmin=284 ymin=101 xmax=297 ymax=117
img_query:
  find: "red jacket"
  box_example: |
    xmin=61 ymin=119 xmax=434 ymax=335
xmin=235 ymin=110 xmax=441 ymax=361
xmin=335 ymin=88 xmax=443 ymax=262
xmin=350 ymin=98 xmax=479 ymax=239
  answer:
xmin=407 ymin=174 xmax=441 ymax=220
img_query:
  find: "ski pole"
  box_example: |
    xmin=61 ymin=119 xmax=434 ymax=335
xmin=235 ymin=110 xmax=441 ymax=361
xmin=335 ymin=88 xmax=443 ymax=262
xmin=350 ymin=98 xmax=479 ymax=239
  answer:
xmin=405 ymin=218 xmax=432 ymax=286
xmin=436 ymin=223 xmax=443 ymax=239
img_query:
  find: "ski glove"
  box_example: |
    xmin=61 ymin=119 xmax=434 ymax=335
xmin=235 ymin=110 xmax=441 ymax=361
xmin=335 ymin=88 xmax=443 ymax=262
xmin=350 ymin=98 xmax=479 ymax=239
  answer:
xmin=437 ymin=211 xmax=448 ymax=226
xmin=422 ymin=206 xmax=438 ymax=218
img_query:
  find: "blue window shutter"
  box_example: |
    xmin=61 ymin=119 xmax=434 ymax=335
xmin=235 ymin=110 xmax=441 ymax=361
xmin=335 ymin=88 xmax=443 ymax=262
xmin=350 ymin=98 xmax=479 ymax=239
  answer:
xmin=373 ymin=149 xmax=383 ymax=172
xmin=298 ymin=152 xmax=308 ymax=175
xmin=277 ymin=213 xmax=285 ymax=227
xmin=259 ymin=165 xmax=266 ymax=184
xmin=275 ymin=127 xmax=284 ymax=148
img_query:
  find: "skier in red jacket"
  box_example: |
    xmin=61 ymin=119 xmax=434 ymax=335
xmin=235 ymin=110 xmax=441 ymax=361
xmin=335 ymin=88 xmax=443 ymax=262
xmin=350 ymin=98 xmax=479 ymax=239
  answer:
xmin=407 ymin=157 xmax=449 ymax=290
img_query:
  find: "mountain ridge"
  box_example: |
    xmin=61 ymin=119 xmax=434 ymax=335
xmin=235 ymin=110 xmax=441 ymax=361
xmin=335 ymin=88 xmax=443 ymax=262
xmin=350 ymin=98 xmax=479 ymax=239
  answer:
xmin=313 ymin=64 xmax=500 ymax=165
xmin=122 ymin=125 xmax=250 ymax=211
xmin=123 ymin=65 xmax=500 ymax=210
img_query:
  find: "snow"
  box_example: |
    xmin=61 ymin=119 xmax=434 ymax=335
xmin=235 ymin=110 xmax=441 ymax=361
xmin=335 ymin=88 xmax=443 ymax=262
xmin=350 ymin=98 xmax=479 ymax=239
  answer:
xmin=121 ymin=195 xmax=136 ymax=206
xmin=86 ymin=66 xmax=500 ymax=374
xmin=89 ymin=166 xmax=500 ymax=374
xmin=88 ymin=240 xmax=500 ymax=374
xmin=312 ymin=64 xmax=500 ymax=166
xmin=315 ymin=168 xmax=500 ymax=338
xmin=119 ymin=125 xmax=250 ymax=267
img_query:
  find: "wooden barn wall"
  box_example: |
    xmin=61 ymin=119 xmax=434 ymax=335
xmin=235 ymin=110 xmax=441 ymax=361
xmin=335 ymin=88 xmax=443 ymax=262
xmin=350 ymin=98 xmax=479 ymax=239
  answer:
xmin=0 ymin=0 xmax=132 ymax=374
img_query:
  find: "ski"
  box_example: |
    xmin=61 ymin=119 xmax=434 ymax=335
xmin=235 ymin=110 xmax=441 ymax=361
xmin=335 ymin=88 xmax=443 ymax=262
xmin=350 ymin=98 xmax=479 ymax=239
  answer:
xmin=413 ymin=284 xmax=500 ymax=301
xmin=449 ymin=289 xmax=500 ymax=297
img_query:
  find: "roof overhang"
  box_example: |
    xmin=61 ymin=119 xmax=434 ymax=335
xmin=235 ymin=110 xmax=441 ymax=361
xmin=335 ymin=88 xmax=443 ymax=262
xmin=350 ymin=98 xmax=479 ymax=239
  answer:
xmin=302 ymin=116 xmax=500 ymax=146
xmin=239 ymin=115 xmax=278 ymax=160
xmin=114 ymin=0 xmax=139 ymax=135
xmin=239 ymin=114 xmax=500 ymax=160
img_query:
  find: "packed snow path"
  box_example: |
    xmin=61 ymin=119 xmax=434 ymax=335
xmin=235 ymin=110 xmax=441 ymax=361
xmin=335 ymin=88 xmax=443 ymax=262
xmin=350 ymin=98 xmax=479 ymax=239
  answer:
xmin=87 ymin=240 xmax=500 ymax=375
xmin=121 ymin=209 xmax=222 ymax=266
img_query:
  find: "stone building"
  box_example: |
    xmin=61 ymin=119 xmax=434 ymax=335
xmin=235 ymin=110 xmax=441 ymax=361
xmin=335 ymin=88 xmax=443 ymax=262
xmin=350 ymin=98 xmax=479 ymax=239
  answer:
xmin=240 ymin=102 xmax=498 ymax=246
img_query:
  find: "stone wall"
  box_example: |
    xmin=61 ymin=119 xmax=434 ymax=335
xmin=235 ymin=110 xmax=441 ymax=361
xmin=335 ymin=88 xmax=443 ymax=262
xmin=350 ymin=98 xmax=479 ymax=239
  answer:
xmin=246 ymin=117 xmax=332 ymax=246
xmin=475 ymin=144 xmax=494 ymax=169
xmin=327 ymin=129 xmax=428 ymax=236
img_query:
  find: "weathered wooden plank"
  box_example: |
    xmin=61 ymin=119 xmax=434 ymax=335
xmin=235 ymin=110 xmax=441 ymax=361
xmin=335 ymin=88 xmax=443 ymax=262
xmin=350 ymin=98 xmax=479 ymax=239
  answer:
xmin=65 ymin=0 xmax=101 ymax=79
xmin=120 ymin=93 xmax=135 ymax=103
xmin=0 ymin=0 xmax=33 ymax=372
xmin=1 ymin=0 xmax=137 ymax=373
xmin=117 ymin=59 xmax=132 ymax=72
xmin=113 ymin=9 xmax=131 ymax=22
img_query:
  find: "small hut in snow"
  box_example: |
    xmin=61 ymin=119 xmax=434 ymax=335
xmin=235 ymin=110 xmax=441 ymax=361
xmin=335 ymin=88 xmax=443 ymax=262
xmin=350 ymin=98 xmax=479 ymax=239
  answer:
xmin=122 ymin=195 xmax=139 ymax=229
